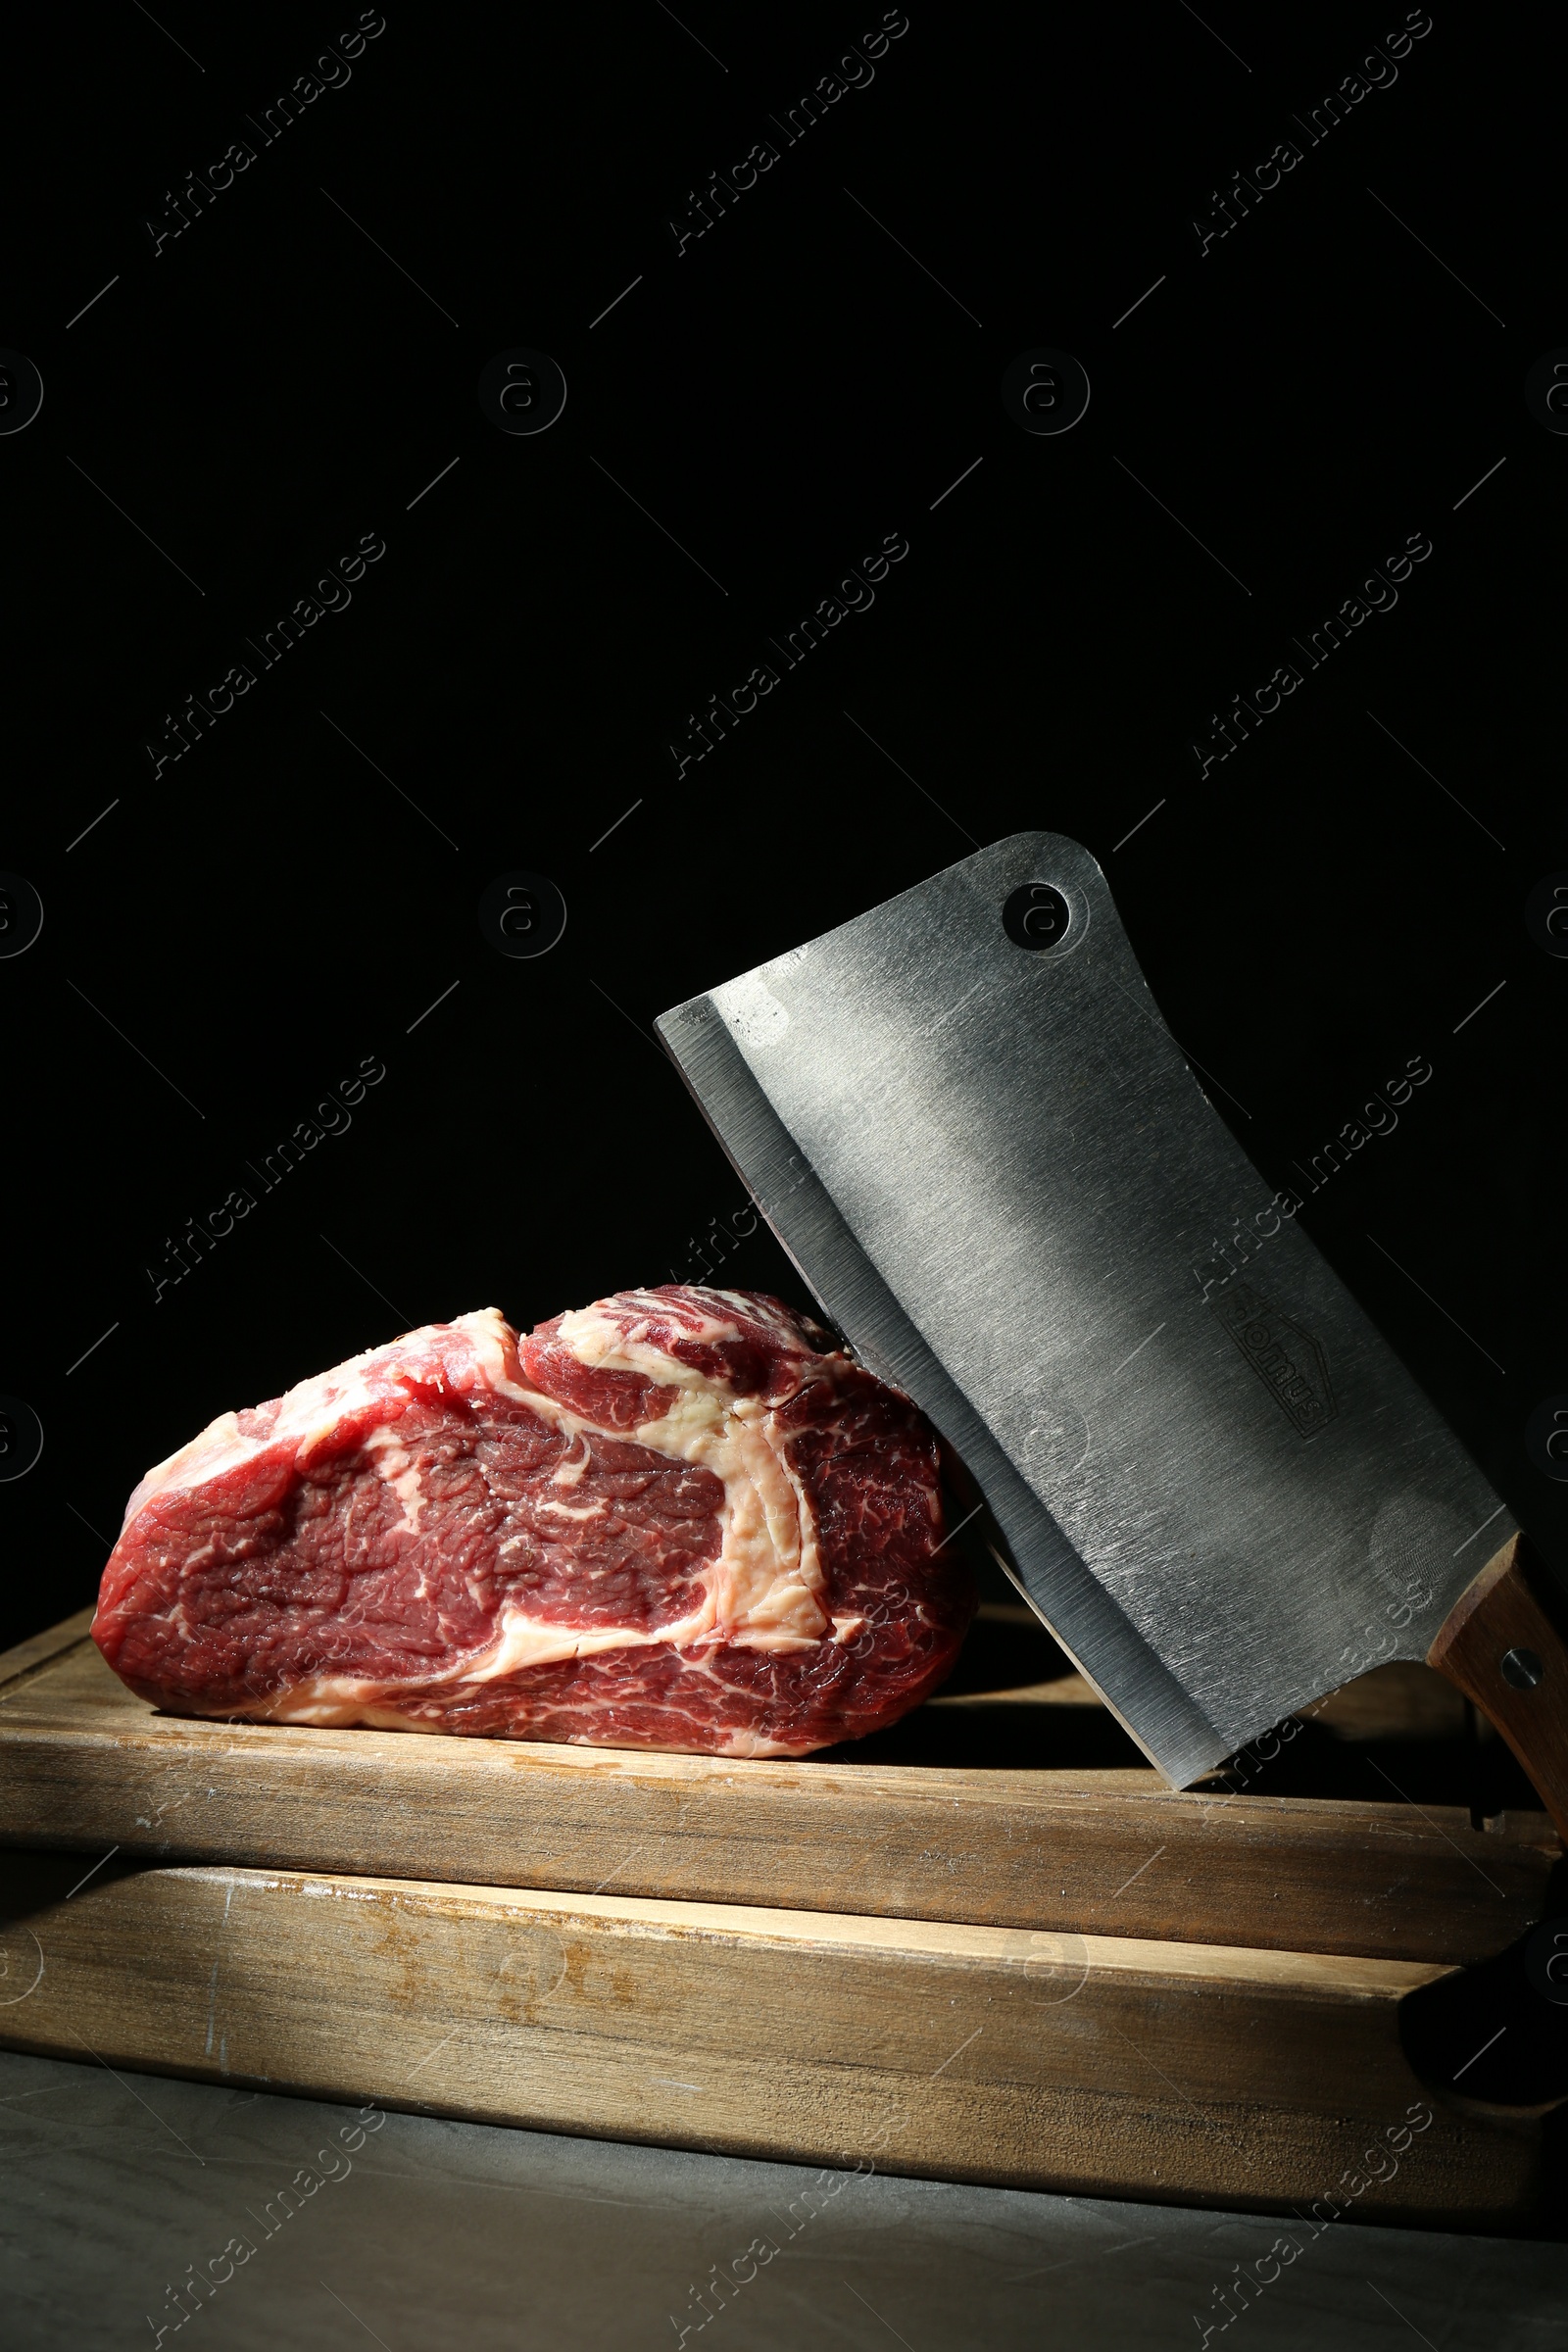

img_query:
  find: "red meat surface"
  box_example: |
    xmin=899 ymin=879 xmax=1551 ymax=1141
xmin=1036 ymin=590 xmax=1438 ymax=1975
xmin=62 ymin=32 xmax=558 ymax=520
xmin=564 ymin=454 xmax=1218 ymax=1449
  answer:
xmin=91 ymin=1286 xmax=973 ymax=1757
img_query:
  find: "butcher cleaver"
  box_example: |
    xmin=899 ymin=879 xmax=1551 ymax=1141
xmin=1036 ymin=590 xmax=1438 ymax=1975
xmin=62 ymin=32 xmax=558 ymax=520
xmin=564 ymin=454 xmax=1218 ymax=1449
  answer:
xmin=657 ymin=831 xmax=1568 ymax=1834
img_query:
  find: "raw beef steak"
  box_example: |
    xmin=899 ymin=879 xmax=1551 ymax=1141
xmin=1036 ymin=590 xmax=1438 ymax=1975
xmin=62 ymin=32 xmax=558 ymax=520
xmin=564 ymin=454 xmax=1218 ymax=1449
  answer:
xmin=92 ymin=1286 xmax=973 ymax=1756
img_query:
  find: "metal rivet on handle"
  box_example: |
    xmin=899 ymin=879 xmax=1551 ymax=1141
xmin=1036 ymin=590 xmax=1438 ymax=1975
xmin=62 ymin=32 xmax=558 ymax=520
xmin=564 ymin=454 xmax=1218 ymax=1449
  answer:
xmin=1500 ymin=1645 xmax=1544 ymax=1690
xmin=1003 ymin=883 xmax=1070 ymax=951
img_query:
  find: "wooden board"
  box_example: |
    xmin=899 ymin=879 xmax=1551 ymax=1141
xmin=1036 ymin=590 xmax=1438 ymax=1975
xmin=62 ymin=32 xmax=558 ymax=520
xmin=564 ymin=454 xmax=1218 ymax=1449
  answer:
xmin=0 ymin=1610 xmax=1555 ymax=1965
xmin=0 ymin=1848 xmax=1547 ymax=2230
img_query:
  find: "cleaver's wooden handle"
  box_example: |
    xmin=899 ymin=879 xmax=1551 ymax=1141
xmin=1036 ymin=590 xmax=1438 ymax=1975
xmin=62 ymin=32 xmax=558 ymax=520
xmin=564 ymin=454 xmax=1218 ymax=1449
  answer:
xmin=1428 ymin=1533 xmax=1568 ymax=1843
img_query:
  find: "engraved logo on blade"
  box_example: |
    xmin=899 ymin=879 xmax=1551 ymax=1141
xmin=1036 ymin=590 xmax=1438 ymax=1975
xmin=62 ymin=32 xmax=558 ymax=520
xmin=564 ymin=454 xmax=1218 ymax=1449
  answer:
xmin=1212 ymin=1283 xmax=1336 ymax=1437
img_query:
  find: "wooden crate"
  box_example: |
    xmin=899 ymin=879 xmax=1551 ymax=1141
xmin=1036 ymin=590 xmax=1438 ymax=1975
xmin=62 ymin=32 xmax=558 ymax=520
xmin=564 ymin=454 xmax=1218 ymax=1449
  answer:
xmin=2 ymin=1606 xmax=1560 ymax=2225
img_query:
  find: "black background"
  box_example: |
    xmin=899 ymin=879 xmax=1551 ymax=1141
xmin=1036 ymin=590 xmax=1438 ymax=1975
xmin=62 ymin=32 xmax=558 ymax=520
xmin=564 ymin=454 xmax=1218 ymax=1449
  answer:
xmin=2 ymin=3 xmax=1563 ymax=1656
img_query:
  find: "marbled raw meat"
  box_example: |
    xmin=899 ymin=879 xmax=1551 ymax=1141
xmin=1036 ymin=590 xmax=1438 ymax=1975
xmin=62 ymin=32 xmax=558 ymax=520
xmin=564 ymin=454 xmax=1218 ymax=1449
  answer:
xmin=92 ymin=1286 xmax=972 ymax=1757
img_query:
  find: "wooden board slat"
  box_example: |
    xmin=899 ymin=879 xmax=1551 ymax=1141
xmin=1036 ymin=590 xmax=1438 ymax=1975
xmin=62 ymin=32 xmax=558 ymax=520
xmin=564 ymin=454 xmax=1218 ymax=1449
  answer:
xmin=0 ymin=1624 xmax=1554 ymax=1965
xmin=0 ymin=1850 xmax=1544 ymax=2230
xmin=0 ymin=1604 xmax=96 ymax=1691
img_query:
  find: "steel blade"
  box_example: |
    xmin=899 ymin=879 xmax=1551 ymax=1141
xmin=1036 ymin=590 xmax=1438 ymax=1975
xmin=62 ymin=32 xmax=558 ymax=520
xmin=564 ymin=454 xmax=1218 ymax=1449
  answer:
xmin=656 ymin=833 xmax=1512 ymax=1787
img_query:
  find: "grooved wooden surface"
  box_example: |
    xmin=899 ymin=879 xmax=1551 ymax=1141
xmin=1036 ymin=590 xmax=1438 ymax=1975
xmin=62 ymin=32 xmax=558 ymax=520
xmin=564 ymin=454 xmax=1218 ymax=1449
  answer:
xmin=0 ymin=1613 xmax=1555 ymax=1963
xmin=0 ymin=1850 xmax=1544 ymax=2228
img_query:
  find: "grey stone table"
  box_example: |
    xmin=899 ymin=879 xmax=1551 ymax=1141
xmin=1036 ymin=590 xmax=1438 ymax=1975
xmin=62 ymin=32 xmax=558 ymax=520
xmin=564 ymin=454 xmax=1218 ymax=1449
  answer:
xmin=0 ymin=2051 xmax=1561 ymax=2351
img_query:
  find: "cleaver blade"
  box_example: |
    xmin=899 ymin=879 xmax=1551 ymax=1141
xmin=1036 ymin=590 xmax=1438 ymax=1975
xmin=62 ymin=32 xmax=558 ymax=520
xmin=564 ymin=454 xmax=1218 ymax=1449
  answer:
xmin=657 ymin=832 xmax=1566 ymax=1825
